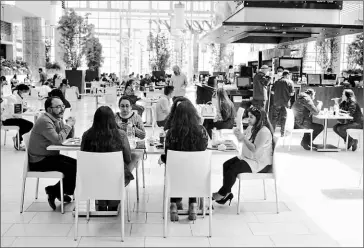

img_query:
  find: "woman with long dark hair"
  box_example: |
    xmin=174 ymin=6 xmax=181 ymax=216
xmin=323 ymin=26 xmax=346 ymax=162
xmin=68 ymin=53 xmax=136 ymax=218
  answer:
xmin=81 ymin=106 xmax=135 ymax=211
xmin=160 ymin=99 xmax=209 ymax=222
xmin=203 ymin=88 xmax=236 ymax=138
xmin=333 ymin=89 xmax=363 ymax=151
xmin=163 ymin=96 xmax=190 ymax=131
xmin=212 ymin=107 xmax=274 ymax=205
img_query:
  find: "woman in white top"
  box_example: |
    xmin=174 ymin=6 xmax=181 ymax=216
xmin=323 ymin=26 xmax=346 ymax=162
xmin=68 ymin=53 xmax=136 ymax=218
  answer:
xmin=212 ymin=107 xmax=274 ymax=205
xmin=170 ymin=65 xmax=188 ymax=101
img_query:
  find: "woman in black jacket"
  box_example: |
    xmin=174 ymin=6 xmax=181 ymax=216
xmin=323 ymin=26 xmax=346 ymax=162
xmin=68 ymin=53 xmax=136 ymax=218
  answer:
xmin=333 ymin=89 xmax=363 ymax=151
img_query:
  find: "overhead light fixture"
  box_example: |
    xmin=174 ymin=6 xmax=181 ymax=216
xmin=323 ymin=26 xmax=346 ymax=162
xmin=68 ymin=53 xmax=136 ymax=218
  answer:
xmin=174 ymin=2 xmax=185 ymax=30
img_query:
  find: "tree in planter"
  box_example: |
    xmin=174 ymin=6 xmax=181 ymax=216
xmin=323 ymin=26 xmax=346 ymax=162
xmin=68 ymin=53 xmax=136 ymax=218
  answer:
xmin=347 ymin=34 xmax=363 ymax=70
xmin=316 ymin=37 xmax=339 ymax=72
xmin=84 ymin=36 xmax=104 ymax=71
xmin=57 ymin=9 xmax=94 ymax=69
xmin=45 ymin=39 xmax=51 ymax=63
xmin=151 ymin=33 xmax=171 ymax=71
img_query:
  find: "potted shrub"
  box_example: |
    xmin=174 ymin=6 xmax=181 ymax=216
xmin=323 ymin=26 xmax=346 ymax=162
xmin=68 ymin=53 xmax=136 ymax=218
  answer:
xmin=57 ymin=9 xmax=93 ymax=93
xmin=84 ymin=35 xmax=104 ymax=83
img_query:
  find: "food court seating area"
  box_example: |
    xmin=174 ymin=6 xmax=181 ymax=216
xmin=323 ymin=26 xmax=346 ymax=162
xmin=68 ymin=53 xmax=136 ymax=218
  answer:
xmin=1 ymin=86 xmax=362 ymax=247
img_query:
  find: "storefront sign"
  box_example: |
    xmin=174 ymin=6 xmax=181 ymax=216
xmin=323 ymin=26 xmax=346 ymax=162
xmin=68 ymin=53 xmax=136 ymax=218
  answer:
xmin=243 ymin=1 xmax=342 ymax=10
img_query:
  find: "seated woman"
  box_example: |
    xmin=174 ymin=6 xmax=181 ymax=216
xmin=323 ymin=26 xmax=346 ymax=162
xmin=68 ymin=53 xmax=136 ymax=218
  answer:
xmin=333 ymin=89 xmax=363 ymax=151
xmin=49 ymin=89 xmax=71 ymax=109
xmin=1 ymin=84 xmax=34 ymax=150
xmin=123 ymin=79 xmax=144 ymax=116
xmin=160 ymin=100 xmax=209 ymax=222
xmin=115 ymin=96 xmax=146 ymax=140
xmin=81 ymin=106 xmax=135 ymax=211
xmin=212 ymin=107 xmax=274 ymax=205
xmin=203 ymin=88 xmax=236 ymax=138
xmin=156 ymin=86 xmax=174 ymax=127
xmin=163 ymin=96 xmax=191 ymax=131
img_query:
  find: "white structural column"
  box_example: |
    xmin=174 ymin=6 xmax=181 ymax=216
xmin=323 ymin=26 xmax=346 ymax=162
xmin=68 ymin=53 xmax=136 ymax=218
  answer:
xmin=119 ymin=7 xmax=123 ymax=80
xmin=22 ymin=16 xmax=45 ymax=81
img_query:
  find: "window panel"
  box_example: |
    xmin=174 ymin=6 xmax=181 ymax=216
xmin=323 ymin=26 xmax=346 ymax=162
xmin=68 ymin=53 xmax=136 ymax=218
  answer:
xmin=89 ymin=1 xmax=98 ymax=8
xmin=98 ymin=1 xmax=107 ymax=8
xmin=152 ymin=1 xmax=170 ymax=10
xmin=131 ymin=1 xmax=150 ymax=10
xmin=98 ymin=19 xmax=111 ymax=28
xmin=98 ymin=12 xmax=111 ymax=18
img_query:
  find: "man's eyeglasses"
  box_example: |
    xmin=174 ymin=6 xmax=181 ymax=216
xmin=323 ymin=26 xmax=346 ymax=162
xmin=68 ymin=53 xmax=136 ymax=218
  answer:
xmin=51 ymin=105 xmax=65 ymax=110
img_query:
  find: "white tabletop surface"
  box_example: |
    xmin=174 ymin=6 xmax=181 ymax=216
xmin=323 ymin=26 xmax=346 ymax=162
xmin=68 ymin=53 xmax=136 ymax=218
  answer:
xmin=314 ymin=114 xmax=353 ymax=120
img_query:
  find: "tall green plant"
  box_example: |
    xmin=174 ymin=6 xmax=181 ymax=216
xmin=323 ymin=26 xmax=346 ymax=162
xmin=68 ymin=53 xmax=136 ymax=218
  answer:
xmin=316 ymin=37 xmax=339 ymax=72
xmin=347 ymin=34 xmax=363 ymax=70
xmin=151 ymin=33 xmax=171 ymax=71
xmin=85 ymin=36 xmax=104 ymax=71
xmin=57 ymin=9 xmax=94 ymax=69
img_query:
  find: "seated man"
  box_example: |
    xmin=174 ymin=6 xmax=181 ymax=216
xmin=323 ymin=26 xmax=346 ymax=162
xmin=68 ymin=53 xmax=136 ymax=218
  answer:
xmin=333 ymin=89 xmax=363 ymax=151
xmin=156 ymin=86 xmax=174 ymax=127
xmin=292 ymin=88 xmax=324 ymax=150
xmin=28 ymin=96 xmax=76 ymax=210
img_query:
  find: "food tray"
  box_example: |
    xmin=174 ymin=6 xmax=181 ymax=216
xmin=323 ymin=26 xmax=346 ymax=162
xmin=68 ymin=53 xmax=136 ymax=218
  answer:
xmin=62 ymin=138 xmax=81 ymax=146
xmin=210 ymin=140 xmax=237 ymax=151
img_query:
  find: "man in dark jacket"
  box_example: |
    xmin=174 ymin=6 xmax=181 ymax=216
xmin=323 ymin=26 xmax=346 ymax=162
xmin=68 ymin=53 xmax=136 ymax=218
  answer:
xmin=252 ymin=65 xmax=271 ymax=111
xmin=271 ymin=70 xmax=294 ymax=136
xmin=292 ymin=88 xmax=324 ymax=150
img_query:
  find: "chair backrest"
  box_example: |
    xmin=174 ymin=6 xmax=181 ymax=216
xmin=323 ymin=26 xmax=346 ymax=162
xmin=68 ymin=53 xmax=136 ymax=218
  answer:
xmin=65 ymin=88 xmax=78 ymax=102
xmin=22 ymin=132 xmax=31 ymax=175
xmin=165 ymin=150 xmax=212 ymax=198
xmin=76 ymin=151 xmax=125 ymax=200
xmin=284 ymin=108 xmax=295 ymax=132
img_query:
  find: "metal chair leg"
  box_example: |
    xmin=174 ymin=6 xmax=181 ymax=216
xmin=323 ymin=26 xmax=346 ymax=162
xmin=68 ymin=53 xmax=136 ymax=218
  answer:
xmin=136 ymin=163 xmax=139 ymax=202
xmin=263 ymin=180 xmax=266 ymax=200
xmin=310 ymin=131 xmax=313 ymax=151
xmin=142 ymin=159 xmax=145 ymax=188
xmin=237 ymin=179 xmax=241 ymax=215
xmin=20 ymin=178 xmax=26 ymax=213
xmin=4 ymin=130 xmax=7 ymax=146
xmin=274 ymin=180 xmax=279 ymax=214
xmin=35 ymin=178 xmax=39 ymax=199
xmin=74 ymin=199 xmax=79 ymax=241
xmin=86 ymin=199 xmax=90 ymax=222
xmin=60 ymin=179 xmax=64 ymax=214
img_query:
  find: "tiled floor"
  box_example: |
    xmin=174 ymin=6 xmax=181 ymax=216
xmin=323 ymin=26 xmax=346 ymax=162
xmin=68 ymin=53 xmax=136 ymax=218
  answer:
xmin=1 ymin=86 xmax=362 ymax=247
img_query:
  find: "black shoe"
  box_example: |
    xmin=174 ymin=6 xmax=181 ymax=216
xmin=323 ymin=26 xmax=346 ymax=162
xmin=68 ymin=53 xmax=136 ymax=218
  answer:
xmin=57 ymin=195 xmax=72 ymax=203
xmin=311 ymin=143 xmax=319 ymax=148
xmin=352 ymin=139 xmax=358 ymax=152
xmin=45 ymin=187 xmax=57 ymax=211
xmin=176 ymin=202 xmax=183 ymax=210
xmin=300 ymin=141 xmax=311 ymax=150
xmin=215 ymin=193 xmax=234 ymax=206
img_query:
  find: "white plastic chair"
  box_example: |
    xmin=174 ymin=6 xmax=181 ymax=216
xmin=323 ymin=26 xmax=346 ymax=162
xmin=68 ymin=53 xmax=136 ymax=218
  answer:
xmin=163 ymin=150 xmax=212 ymax=238
xmin=74 ymin=151 xmax=130 ymax=242
xmin=284 ymin=108 xmax=313 ymax=151
xmin=20 ymin=133 xmax=66 ymax=214
xmin=236 ymin=137 xmax=281 ymax=215
xmin=103 ymin=87 xmax=118 ymax=110
xmin=1 ymin=125 xmax=20 ymax=146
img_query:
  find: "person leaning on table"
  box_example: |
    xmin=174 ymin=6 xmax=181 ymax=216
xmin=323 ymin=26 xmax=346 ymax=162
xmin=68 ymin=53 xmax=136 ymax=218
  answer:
xmin=81 ymin=106 xmax=135 ymax=211
xmin=333 ymin=89 xmax=363 ymax=151
xmin=28 ymin=96 xmax=76 ymax=211
xmin=291 ymin=88 xmax=324 ymax=150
